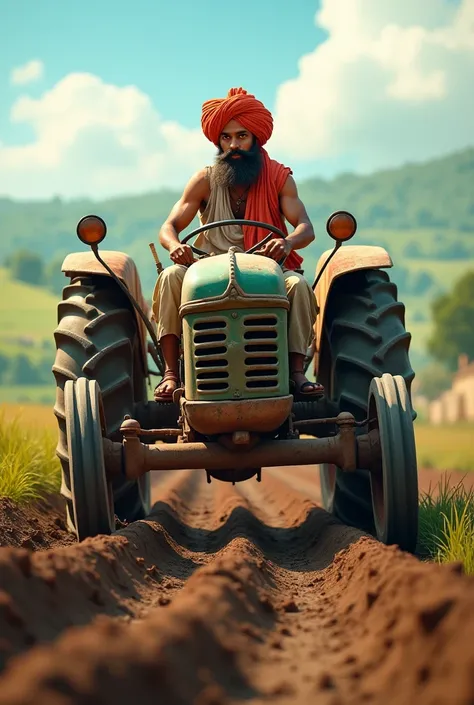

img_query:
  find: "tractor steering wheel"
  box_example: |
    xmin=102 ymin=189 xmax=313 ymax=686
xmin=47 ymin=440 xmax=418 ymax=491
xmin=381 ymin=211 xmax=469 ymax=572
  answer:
xmin=181 ymin=219 xmax=287 ymax=257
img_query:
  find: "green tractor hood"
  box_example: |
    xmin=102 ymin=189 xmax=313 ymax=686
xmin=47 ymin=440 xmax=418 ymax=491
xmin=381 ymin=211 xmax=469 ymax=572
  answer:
xmin=180 ymin=248 xmax=289 ymax=315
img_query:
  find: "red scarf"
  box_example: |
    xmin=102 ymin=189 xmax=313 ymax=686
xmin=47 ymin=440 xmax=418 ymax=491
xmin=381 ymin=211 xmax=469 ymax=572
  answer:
xmin=243 ymin=149 xmax=303 ymax=271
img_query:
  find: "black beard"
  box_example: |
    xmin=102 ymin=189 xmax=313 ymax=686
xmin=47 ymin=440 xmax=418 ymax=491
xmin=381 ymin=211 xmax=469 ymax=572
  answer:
xmin=213 ymin=141 xmax=263 ymax=188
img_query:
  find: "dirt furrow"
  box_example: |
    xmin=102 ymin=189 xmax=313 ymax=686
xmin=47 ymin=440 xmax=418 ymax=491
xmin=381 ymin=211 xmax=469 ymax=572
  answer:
xmin=0 ymin=470 xmax=210 ymax=671
xmin=0 ymin=470 xmax=473 ymax=704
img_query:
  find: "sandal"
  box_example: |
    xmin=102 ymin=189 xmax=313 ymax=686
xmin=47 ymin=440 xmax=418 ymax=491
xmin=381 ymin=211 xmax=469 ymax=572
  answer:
xmin=154 ymin=370 xmax=180 ymax=403
xmin=290 ymin=372 xmax=325 ymax=400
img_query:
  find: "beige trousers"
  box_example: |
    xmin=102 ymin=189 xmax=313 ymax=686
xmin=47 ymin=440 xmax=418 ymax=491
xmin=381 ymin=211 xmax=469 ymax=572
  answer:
xmin=152 ymin=264 xmax=317 ymax=356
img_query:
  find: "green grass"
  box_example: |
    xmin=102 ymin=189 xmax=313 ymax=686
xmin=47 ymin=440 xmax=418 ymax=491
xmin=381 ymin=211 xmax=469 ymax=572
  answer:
xmin=414 ymin=422 xmax=474 ymax=472
xmin=0 ymin=409 xmax=61 ymax=503
xmin=418 ymin=476 xmax=474 ymax=574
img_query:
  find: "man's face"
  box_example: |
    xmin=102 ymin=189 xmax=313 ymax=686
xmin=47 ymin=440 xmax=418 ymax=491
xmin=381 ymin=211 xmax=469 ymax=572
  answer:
xmin=213 ymin=119 xmax=262 ymax=188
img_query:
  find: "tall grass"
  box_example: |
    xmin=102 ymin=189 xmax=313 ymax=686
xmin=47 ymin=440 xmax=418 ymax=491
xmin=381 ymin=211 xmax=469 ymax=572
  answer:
xmin=418 ymin=475 xmax=474 ymax=574
xmin=0 ymin=410 xmax=61 ymax=503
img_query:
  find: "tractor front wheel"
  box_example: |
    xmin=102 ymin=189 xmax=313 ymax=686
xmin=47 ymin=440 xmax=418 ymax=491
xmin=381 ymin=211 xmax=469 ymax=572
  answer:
xmin=367 ymin=374 xmax=418 ymax=552
xmin=65 ymin=378 xmax=115 ymax=540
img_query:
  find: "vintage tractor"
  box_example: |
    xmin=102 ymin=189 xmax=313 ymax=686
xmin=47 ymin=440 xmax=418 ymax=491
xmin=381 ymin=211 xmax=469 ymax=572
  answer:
xmin=52 ymin=211 xmax=418 ymax=552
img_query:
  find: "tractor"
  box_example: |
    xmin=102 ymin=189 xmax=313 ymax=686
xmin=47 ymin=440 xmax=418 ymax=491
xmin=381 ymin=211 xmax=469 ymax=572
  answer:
xmin=52 ymin=211 xmax=418 ymax=552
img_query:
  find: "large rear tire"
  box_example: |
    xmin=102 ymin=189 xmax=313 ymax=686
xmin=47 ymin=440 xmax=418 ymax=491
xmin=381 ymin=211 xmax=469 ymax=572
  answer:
xmin=317 ymin=269 xmax=415 ymax=538
xmin=53 ymin=275 xmax=151 ymax=536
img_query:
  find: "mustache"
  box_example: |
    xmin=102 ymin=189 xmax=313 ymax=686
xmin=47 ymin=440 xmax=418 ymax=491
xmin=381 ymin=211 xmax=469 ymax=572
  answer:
xmin=217 ymin=148 xmax=254 ymax=162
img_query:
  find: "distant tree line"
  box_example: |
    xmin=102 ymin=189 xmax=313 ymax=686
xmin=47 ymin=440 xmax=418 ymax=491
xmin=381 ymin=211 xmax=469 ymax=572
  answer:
xmin=427 ymin=270 xmax=474 ymax=371
xmin=3 ymin=250 xmax=65 ymax=294
xmin=0 ymin=351 xmax=53 ymax=386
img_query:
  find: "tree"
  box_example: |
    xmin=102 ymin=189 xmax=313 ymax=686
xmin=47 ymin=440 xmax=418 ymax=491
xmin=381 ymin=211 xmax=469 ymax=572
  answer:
xmin=410 ymin=270 xmax=436 ymax=295
xmin=7 ymin=250 xmax=44 ymax=286
xmin=2 ymin=354 xmax=41 ymax=385
xmin=415 ymin=362 xmax=454 ymax=401
xmin=427 ymin=270 xmax=474 ymax=370
xmin=0 ymin=352 xmax=8 ymax=382
xmin=44 ymin=255 xmax=67 ymax=295
xmin=402 ymin=242 xmax=423 ymax=258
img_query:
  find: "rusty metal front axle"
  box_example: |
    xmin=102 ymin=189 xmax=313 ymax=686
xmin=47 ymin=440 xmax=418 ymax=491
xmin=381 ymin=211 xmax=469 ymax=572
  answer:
xmin=100 ymin=411 xmax=382 ymax=481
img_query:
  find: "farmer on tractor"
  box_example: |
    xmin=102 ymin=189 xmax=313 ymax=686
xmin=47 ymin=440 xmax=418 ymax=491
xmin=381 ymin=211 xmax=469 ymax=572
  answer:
xmin=152 ymin=87 xmax=323 ymax=402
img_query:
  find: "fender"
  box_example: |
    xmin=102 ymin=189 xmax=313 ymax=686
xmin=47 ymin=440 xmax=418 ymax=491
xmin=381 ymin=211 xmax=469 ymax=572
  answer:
xmin=61 ymin=250 xmax=152 ymax=374
xmin=313 ymin=244 xmax=393 ymax=371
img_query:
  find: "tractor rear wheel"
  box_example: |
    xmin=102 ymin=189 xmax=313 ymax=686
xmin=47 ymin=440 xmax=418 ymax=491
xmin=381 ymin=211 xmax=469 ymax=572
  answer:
xmin=53 ymin=275 xmax=151 ymax=537
xmin=317 ymin=269 xmax=415 ymax=540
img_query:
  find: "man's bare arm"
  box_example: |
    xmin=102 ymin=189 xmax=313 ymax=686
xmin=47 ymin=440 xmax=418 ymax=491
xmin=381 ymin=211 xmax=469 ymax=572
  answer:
xmin=256 ymin=176 xmax=315 ymax=261
xmin=279 ymin=175 xmax=315 ymax=250
xmin=159 ymin=169 xmax=209 ymax=265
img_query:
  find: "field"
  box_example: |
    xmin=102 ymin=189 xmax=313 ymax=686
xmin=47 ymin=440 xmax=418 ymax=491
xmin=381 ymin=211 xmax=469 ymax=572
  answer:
xmin=415 ymin=422 xmax=474 ymax=472
xmin=0 ymin=401 xmax=473 ymax=703
xmin=0 ymin=268 xmax=58 ymax=351
xmin=0 ymin=401 xmax=472 ymax=570
xmin=0 ymin=385 xmax=56 ymax=405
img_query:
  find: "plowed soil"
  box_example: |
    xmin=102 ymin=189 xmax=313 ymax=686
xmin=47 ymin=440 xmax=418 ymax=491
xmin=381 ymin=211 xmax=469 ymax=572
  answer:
xmin=0 ymin=467 xmax=473 ymax=704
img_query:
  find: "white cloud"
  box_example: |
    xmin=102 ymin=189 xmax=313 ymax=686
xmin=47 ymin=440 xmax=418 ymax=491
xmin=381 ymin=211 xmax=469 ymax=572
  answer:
xmin=1 ymin=1 xmax=473 ymax=200
xmin=0 ymin=73 xmax=212 ymax=199
xmin=271 ymin=0 xmax=474 ymax=173
xmin=10 ymin=60 xmax=44 ymax=86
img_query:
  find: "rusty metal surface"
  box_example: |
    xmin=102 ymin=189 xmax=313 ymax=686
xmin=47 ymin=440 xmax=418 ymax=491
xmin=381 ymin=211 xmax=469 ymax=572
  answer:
xmin=135 ymin=437 xmax=355 ymax=476
xmin=313 ymin=245 xmax=393 ymax=356
xmin=356 ymin=429 xmax=382 ymax=473
xmin=105 ymin=414 xmax=359 ymax=480
xmin=181 ymin=395 xmax=294 ymax=434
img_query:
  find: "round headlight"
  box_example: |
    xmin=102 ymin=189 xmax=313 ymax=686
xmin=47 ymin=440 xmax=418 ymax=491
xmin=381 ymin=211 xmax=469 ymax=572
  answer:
xmin=326 ymin=211 xmax=357 ymax=242
xmin=76 ymin=215 xmax=107 ymax=246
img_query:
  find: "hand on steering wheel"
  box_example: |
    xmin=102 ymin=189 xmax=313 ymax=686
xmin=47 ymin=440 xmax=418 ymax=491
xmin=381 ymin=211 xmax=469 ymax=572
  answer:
xmin=179 ymin=219 xmax=290 ymax=265
xmin=253 ymin=237 xmax=291 ymax=262
xmin=169 ymin=242 xmax=195 ymax=266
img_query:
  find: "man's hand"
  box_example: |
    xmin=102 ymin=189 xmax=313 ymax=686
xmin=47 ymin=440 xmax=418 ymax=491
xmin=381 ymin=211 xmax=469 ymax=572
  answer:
xmin=169 ymin=242 xmax=195 ymax=266
xmin=255 ymin=237 xmax=292 ymax=262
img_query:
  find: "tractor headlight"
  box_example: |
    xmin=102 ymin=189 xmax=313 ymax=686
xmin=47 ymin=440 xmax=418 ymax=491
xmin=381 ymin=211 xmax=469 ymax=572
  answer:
xmin=76 ymin=215 xmax=107 ymax=246
xmin=326 ymin=211 xmax=357 ymax=242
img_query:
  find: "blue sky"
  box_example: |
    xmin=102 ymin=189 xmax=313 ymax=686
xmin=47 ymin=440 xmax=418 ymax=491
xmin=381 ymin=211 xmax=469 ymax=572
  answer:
xmin=1 ymin=0 xmax=472 ymax=200
xmin=2 ymin=0 xmax=325 ymax=140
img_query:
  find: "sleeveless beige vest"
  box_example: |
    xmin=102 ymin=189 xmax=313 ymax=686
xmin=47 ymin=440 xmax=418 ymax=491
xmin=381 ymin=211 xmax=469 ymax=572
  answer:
xmin=194 ymin=167 xmax=245 ymax=255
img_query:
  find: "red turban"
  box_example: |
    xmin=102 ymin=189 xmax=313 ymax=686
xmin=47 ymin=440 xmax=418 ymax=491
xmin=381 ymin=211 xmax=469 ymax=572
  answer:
xmin=201 ymin=87 xmax=304 ymax=271
xmin=201 ymin=87 xmax=273 ymax=146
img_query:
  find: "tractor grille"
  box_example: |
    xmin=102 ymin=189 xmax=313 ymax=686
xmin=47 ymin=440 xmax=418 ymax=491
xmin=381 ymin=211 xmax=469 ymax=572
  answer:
xmin=243 ymin=314 xmax=279 ymax=390
xmin=193 ymin=319 xmax=229 ymax=393
xmin=187 ymin=309 xmax=287 ymax=400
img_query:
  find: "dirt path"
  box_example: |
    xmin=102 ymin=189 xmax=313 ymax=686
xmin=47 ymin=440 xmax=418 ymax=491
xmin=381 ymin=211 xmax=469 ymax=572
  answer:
xmin=0 ymin=468 xmax=473 ymax=704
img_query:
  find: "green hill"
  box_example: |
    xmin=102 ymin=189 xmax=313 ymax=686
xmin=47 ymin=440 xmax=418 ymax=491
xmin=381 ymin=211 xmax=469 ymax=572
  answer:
xmin=1 ymin=145 xmax=473 ymax=281
xmin=0 ymin=268 xmax=57 ymax=346
xmin=1 ymin=146 xmax=474 ymax=402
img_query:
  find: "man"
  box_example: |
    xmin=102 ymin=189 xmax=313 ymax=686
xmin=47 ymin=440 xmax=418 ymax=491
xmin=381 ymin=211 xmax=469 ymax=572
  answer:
xmin=152 ymin=87 xmax=323 ymax=402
